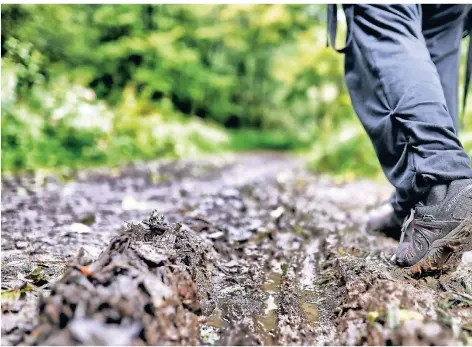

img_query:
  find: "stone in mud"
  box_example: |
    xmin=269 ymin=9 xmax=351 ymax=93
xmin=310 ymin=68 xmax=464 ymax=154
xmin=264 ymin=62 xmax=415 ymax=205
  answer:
xmin=67 ymin=223 xmax=91 ymax=234
xmin=15 ymin=241 xmax=29 ymax=249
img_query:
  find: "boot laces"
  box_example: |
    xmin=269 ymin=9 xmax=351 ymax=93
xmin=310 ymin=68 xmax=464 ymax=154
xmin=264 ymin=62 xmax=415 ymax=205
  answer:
xmin=399 ymin=208 xmax=415 ymax=244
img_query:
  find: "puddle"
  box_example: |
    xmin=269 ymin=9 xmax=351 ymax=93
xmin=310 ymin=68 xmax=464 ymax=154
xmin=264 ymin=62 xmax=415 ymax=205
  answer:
xmin=265 ymin=294 xmax=277 ymax=314
xmin=301 ymin=239 xmax=319 ymax=290
xmin=253 ymin=270 xmax=282 ymax=345
xmin=300 ymin=239 xmax=319 ymax=327
xmin=300 ymin=290 xmax=318 ymax=327
xmin=263 ymin=270 xmax=282 ymax=293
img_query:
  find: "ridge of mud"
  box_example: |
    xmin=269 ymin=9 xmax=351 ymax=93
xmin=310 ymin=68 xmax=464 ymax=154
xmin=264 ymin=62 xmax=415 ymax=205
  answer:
xmin=22 ymin=212 xmax=216 ymax=345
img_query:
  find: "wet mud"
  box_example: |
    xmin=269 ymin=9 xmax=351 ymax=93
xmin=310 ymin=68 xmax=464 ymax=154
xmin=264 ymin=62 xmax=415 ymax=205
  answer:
xmin=2 ymin=153 xmax=471 ymax=345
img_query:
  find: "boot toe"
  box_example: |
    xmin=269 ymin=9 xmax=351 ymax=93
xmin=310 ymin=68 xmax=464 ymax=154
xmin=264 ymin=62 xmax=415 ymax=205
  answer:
xmin=394 ymin=243 xmax=416 ymax=267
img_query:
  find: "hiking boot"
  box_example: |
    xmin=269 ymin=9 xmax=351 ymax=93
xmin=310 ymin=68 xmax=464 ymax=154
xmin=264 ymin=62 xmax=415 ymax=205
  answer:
xmin=367 ymin=200 xmax=405 ymax=240
xmin=393 ymin=179 xmax=472 ymax=274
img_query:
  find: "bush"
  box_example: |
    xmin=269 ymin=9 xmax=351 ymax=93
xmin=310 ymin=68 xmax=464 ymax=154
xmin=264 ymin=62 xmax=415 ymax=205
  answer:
xmin=2 ymin=4 xmax=471 ymax=175
xmin=1 ymin=59 xmax=229 ymax=172
xmin=1 ymin=5 xmax=345 ymax=132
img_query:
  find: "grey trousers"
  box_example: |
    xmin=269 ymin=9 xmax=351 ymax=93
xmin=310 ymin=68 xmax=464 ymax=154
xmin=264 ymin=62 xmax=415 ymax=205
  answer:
xmin=336 ymin=4 xmax=472 ymax=213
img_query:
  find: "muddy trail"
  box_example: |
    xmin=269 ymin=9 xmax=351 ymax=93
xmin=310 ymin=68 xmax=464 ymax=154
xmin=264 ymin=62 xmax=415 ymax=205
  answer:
xmin=2 ymin=153 xmax=471 ymax=346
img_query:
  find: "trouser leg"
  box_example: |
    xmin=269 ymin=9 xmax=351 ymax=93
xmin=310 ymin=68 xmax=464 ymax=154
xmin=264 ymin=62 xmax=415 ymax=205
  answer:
xmin=389 ymin=4 xmax=471 ymax=212
xmin=421 ymin=4 xmax=471 ymax=133
xmin=343 ymin=4 xmax=472 ymax=212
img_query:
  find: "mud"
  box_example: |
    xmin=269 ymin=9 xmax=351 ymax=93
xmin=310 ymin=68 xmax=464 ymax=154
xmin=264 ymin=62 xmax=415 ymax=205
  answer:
xmin=2 ymin=153 xmax=471 ymax=345
xmin=22 ymin=213 xmax=217 ymax=345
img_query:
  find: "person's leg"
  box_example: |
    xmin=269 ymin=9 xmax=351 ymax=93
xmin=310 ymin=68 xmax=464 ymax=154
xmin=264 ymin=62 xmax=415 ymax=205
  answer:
xmin=343 ymin=4 xmax=472 ymax=272
xmin=343 ymin=4 xmax=472 ymax=212
xmin=422 ymin=4 xmax=471 ymax=133
xmin=368 ymin=5 xmax=471 ymax=239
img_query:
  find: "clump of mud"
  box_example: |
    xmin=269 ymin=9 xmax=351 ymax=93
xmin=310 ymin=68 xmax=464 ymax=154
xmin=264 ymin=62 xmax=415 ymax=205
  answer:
xmin=315 ymin=230 xmax=472 ymax=346
xmin=23 ymin=211 xmax=216 ymax=346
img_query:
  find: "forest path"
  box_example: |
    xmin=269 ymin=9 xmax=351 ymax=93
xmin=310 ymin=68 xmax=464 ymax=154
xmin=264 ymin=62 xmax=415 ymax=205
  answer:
xmin=2 ymin=152 xmax=471 ymax=345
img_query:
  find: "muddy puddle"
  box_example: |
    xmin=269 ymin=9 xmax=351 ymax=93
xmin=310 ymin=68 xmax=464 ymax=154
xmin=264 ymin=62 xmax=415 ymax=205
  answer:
xmin=2 ymin=153 xmax=471 ymax=345
xmin=254 ymin=270 xmax=281 ymax=345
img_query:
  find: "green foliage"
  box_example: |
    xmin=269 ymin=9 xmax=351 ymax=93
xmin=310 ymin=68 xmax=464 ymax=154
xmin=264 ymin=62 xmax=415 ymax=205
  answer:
xmin=1 ymin=60 xmax=229 ymax=172
xmin=2 ymin=5 xmax=341 ymax=131
xmin=460 ymin=133 xmax=472 ymax=158
xmin=308 ymin=117 xmax=383 ymax=179
xmin=1 ymin=4 xmax=471 ymax=175
xmin=3 ymin=38 xmax=48 ymax=98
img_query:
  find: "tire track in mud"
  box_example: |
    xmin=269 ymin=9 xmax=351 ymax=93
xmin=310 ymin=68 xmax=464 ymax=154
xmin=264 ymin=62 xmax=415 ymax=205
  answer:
xmin=189 ymin=171 xmax=388 ymax=346
xmin=2 ymin=153 xmax=472 ymax=345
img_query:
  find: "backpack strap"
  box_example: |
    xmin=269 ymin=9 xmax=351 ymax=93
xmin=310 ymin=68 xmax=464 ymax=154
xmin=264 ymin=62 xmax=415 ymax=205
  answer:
xmin=326 ymin=4 xmax=354 ymax=53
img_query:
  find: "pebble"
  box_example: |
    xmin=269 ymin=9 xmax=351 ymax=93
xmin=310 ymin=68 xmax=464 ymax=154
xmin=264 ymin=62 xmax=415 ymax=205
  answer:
xmin=68 ymin=223 xmax=91 ymax=234
xmin=15 ymin=241 xmax=28 ymax=249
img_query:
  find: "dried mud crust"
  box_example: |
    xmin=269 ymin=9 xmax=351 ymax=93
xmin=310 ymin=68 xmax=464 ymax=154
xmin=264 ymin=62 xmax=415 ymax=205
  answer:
xmin=2 ymin=153 xmax=472 ymax=346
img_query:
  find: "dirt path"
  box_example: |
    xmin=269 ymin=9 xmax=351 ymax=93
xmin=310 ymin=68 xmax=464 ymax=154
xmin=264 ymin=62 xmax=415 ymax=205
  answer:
xmin=2 ymin=153 xmax=471 ymax=345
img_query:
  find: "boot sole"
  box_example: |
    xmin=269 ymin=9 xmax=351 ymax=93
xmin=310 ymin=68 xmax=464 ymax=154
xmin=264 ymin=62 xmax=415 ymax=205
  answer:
xmin=404 ymin=216 xmax=472 ymax=276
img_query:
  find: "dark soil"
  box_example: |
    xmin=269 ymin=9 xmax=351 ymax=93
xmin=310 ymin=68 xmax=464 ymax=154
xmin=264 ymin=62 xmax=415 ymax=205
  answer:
xmin=2 ymin=153 xmax=471 ymax=345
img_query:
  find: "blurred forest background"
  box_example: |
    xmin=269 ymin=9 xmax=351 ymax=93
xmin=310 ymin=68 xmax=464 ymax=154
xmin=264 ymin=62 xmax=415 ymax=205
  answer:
xmin=2 ymin=4 xmax=472 ymax=177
